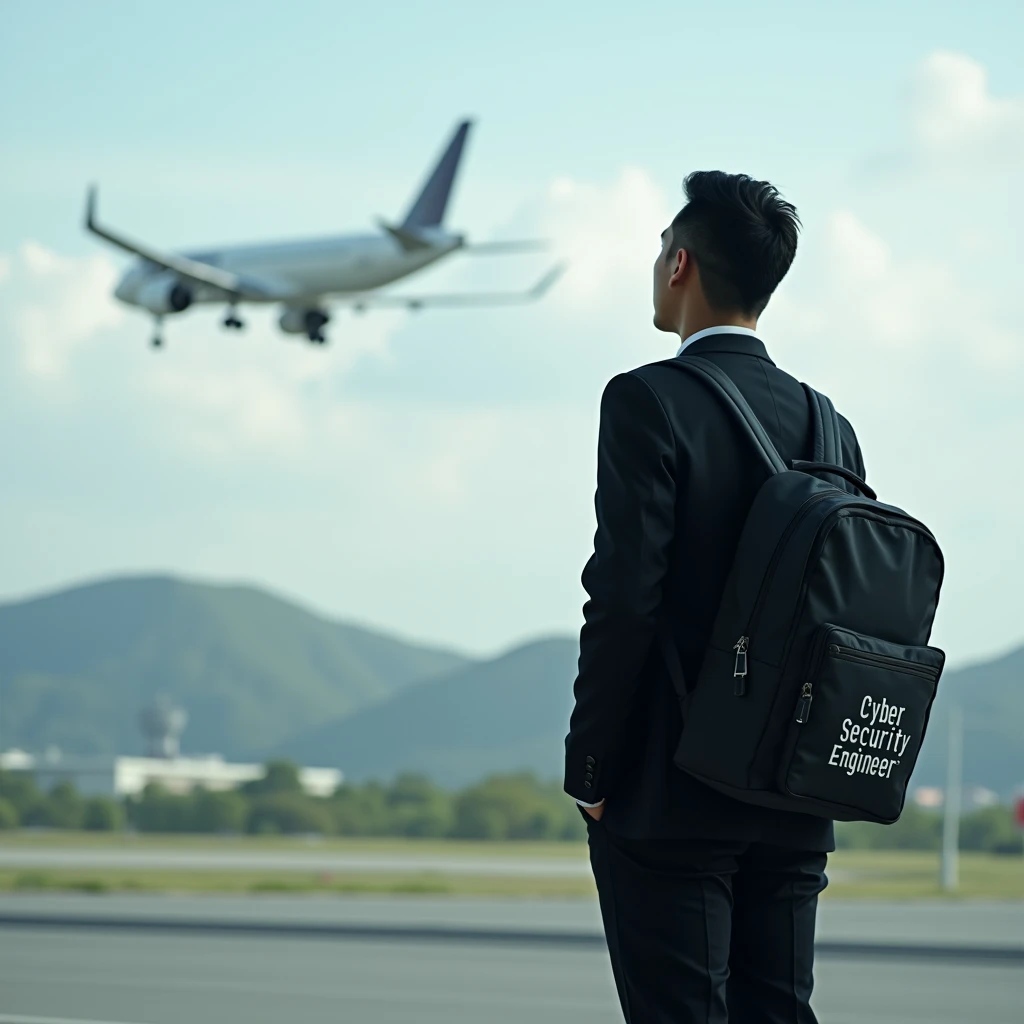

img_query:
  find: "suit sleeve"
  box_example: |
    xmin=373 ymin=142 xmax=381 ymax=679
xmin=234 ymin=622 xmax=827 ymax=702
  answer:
xmin=564 ymin=372 xmax=677 ymax=804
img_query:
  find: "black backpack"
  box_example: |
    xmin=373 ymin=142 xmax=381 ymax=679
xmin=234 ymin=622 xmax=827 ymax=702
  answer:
xmin=658 ymin=356 xmax=946 ymax=824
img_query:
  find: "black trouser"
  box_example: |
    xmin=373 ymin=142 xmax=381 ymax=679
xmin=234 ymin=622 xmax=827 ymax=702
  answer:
xmin=587 ymin=821 xmax=828 ymax=1024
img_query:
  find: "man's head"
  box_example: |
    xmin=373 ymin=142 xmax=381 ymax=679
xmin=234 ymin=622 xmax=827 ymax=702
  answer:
xmin=653 ymin=171 xmax=800 ymax=338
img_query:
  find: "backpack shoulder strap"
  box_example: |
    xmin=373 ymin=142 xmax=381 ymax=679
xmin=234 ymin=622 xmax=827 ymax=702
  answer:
xmin=800 ymin=384 xmax=861 ymax=493
xmin=657 ymin=354 xmax=787 ymax=702
xmin=801 ymin=383 xmax=845 ymax=468
xmin=825 ymin=394 xmax=845 ymax=469
xmin=672 ymin=355 xmax=788 ymax=475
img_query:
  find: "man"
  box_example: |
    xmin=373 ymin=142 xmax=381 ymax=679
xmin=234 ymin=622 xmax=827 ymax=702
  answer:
xmin=564 ymin=171 xmax=865 ymax=1024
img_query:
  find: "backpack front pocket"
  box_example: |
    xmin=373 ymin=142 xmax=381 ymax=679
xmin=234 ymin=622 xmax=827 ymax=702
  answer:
xmin=780 ymin=624 xmax=944 ymax=823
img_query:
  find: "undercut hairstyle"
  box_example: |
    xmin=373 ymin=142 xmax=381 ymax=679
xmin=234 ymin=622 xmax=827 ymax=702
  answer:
xmin=669 ymin=171 xmax=800 ymax=317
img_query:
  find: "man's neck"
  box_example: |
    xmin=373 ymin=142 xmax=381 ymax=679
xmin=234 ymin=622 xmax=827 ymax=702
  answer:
xmin=676 ymin=323 xmax=762 ymax=358
xmin=679 ymin=316 xmax=757 ymax=343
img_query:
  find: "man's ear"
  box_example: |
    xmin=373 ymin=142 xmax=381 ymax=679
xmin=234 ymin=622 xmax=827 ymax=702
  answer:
xmin=668 ymin=248 xmax=689 ymax=287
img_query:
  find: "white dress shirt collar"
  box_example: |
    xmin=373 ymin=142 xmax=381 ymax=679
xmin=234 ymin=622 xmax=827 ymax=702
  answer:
xmin=676 ymin=324 xmax=761 ymax=357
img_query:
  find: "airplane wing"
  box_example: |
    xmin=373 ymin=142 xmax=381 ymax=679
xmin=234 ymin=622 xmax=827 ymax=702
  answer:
xmin=84 ymin=187 xmax=282 ymax=299
xmin=460 ymin=240 xmax=549 ymax=254
xmin=341 ymin=262 xmax=567 ymax=311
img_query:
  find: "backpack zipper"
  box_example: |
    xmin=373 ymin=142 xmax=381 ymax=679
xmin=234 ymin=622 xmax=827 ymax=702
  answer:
xmin=731 ymin=490 xmax=835 ymax=695
xmin=733 ymin=636 xmax=749 ymax=694
xmin=828 ymin=644 xmax=940 ymax=680
xmin=795 ymin=681 xmax=814 ymax=723
xmin=791 ymin=638 xmax=937 ymax=726
xmin=791 ymin=622 xmax=832 ymax=724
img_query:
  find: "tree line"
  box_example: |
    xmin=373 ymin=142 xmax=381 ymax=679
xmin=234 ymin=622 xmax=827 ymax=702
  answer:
xmin=0 ymin=763 xmax=1020 ymax=852
xmin=0 ymin=763 xmax=589 ymax=841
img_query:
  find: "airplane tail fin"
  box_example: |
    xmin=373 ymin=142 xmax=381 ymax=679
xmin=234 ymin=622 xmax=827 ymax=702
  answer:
xmin=401 ymin=120 xmax=472 ymax=229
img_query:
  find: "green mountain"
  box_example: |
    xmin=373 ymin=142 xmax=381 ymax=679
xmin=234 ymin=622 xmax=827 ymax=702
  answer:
xmin=278 ymin=637 xmax=579 ymax=787
xmin=3 ymin=575 xmax=1019 ymax=796
xmin=0 ymin=576 xmax=468 ymax=761
xmin=282 ymin=637 xmax=1023 ymax=796
xmin=913 ymin=644 xmax=1024 ymax=796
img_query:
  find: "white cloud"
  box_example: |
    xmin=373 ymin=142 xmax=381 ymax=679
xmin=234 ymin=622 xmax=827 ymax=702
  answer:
xmin=408 ymin=410 xmax=503 ymax=505
xmin=913 ymin=51 xmax=1024 ymax=168
xmin=540 ymin=167 xmax=672 ymax=307
xmin=1 ymin=58 xmax=1022 ymax=665
xmin=822 ymin=211 xmax=955 ymax=350
xmin=773 ymin=208 xmax=1018 ymax=372
xmin=825 ymin=211 xmax=891 ymax=285
xmin=145 ymin=364 xmax=309 ymax=459
xmin=6 ymin=241 xmax=125 ymax=378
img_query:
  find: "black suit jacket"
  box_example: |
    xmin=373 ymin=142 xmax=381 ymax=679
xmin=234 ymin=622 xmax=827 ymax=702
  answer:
xmin=564 ymin=333 xmax=866 ymax=850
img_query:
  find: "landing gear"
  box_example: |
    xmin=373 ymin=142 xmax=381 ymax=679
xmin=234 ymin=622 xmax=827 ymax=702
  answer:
xmin=151 ymin=316 xmax=164 ymax=350
xmin=305 ymin=310 xmax=329 ymax=345
xmin=223 ymin=306 xmax=245 ymax=331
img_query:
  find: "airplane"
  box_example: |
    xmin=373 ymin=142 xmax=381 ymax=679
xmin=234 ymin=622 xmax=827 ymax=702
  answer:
xmin=85 ymin=120 xmax=565 ymax=349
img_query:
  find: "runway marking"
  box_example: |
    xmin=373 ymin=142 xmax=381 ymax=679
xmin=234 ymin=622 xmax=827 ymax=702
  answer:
xmin=0 ymin=914 xmax=1020 ymax=965
xmin=0 ymin=1015 xmax=150 ymax=1024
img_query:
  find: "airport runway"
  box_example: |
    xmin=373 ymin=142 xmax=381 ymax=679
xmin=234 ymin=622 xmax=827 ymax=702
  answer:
xmin=0 ymin=922 xmax=1020 ymax=1024
xmin=1 ymin=894 xmax=1021 ymax=952
xmin=0 ymin=845 xmax=590 ymax=877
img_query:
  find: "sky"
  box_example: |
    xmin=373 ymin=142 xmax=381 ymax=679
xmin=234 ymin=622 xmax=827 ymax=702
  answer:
xmin=1 ymin=1 xmax=1022 ymax=667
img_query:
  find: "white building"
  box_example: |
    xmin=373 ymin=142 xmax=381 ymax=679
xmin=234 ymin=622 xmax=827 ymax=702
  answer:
xmin=0 ymin=697 xmax=342 ymax=800
xmin=0 ymin=749 xmax=342 ymax=799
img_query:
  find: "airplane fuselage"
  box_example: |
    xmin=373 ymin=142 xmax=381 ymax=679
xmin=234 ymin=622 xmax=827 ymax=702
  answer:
xmin=114 ymin=230 xmax=461 ymax=310
xmin=88 ymin=119 xmax=559 ymax=348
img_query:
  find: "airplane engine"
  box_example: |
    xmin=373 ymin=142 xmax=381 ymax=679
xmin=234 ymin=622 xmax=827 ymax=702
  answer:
xmin=278 ymin=308 xmax=309 ymax=334
xmin=278 ymin=307 xmax=330 ymax=343
xmin=136 ymin=273 xmax=193 ymax=315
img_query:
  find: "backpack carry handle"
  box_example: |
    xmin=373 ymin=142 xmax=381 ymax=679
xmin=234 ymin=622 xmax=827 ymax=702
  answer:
xmin=790 ymin=460 xmax=876 ymax=500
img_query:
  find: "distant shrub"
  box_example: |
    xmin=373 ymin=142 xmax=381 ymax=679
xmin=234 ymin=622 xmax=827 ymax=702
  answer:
xmin=959 ymin=806 xmax=1022 ymax=854
xmin=452 ymin=795 xmax=508 ymax=840
xmin=127 ymin=783 xmax=195 ymax=833
xmin=246 ymin=792 xmax=335 ymax=836
xmin=0 ymin=771 xmax=40 ymax=817
xmin=13 ymin=872 xmax=52 ymax=890
xmin=69 ymin=879 xmax=110 ymax=894
xmin=82 ymin=797 xmax=124 ymax=832
xmin=331 ymin=782 xmax=391 ymax=836
xmin=21 ymin=782 xmax=86 ymax=830
xmin=242 ymin=760 xmax=303 ymax=797
xmin=835 ymin=803 xmax=943 ymax=851
xmin=452 ymin=774 xmax=576 ymax=841
xmin=0 ymin=797 xmax=19 ymax=830
xmin=191 ymin=789 xmax=247 ymax=834
xmin=836 ymin=803 xmax=1021 ymax=855
xmin=385 ymin=774 xmax=454 ymax=838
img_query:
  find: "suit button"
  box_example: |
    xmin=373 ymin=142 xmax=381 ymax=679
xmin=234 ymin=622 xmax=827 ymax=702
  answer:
xmin=584 ymin=780 xmax=592 ymax=789
xmin=586 ymin=756 xmax=596 ymax=766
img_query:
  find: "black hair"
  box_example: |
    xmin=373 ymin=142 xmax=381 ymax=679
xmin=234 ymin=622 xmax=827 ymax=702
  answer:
xmin=668 ymin=171 xmax=800 ymax=317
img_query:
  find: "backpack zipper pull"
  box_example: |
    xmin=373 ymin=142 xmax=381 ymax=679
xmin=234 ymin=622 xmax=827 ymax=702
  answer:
xmin=795 ymin=682 xmax=813 ymax=723
xmin=733 ymin=636 xmax=749 ymax=695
